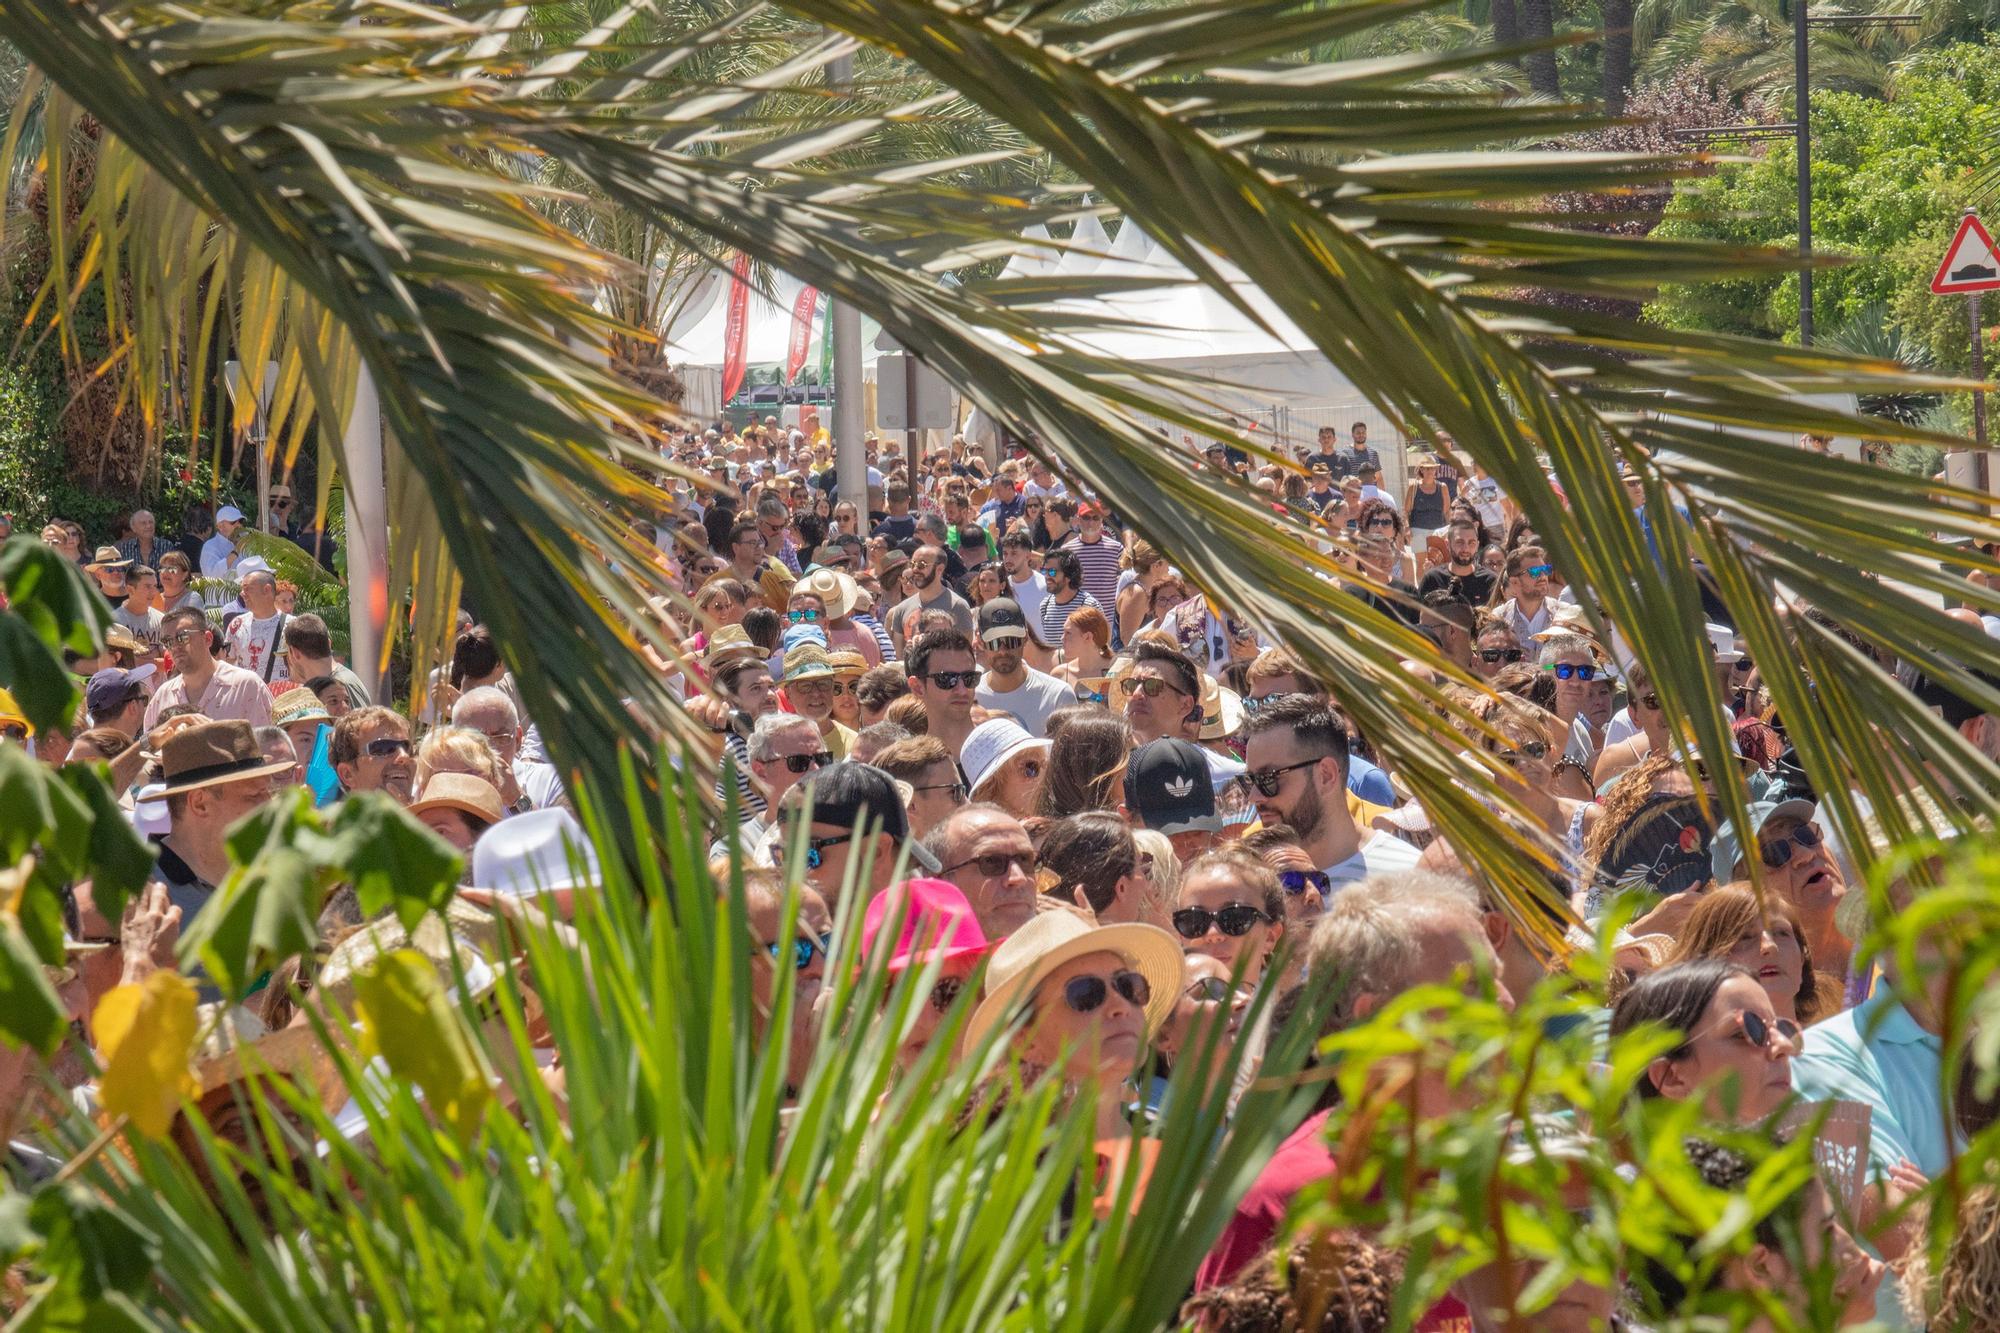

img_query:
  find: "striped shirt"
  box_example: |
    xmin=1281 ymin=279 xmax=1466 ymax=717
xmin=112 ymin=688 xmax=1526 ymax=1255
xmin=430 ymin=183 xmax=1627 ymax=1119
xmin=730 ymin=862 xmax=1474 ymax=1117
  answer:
xmin=1038 ymin=589 xmax=1104 ymax=645
xmin=1059 ymin=533 xmax=1125 ymax=627
xmin=854 ymin=612 xmax=897 ymax=663
xmin=716 ymin=730 xmax=766 ymax=817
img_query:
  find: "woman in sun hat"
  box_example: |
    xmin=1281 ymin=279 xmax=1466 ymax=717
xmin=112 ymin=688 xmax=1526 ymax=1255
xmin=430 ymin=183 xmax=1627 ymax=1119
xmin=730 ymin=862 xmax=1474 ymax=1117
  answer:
xmin=959 ymin=716 xmax=1050 ymax=819
xmin=963 ymin=908 xmax=1183 ymax=1138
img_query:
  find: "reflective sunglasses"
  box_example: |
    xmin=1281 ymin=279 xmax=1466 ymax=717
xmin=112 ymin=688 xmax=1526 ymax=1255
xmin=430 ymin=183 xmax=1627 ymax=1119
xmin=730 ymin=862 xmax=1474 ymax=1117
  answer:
xmin=1477 ymin=648 xmax=1524 ymax=665
xmin=1546 ymin=662 xmax=1598 ymax=681
xmin=787 ymin=608 xmax=821 ymax=623
xmin=781 ymin=751 xmax=834 ymax=775
xmin=1172 ymin=903 xmax=1273 ymax=939
xmin=365 ymin=736 xmax=413 ymax=759
xmin=764 ymin=931 xmax=833 ymax=971
xmin=1242 ymin=693 xmax=1280 ymax=713
xmin=801 ymin=832 xmax=852 ymax=870
xmin=1246 ymin=757 xmax=1319 ymax=797
xmin=1278 ymin=869 xmax=1331 ymax=897
xmin=1759 ymin=821 xmax=1823 ymax=870
xmin=924 ymin=669 xmax=982 ymax=690
xmin=1491 ymin=739 xmax=1550 ymax=766
xmin=1059 ymin=969 xmax=1151 ymax=1014
xmin=942 ymin=850 xmax=1033 ymax=879
xmin=1074 ymin=685 xmax=1107 ymax=705
xmin=1526 ymin=563 xmax=1555 ymax=579
xmin=1187 ymin=975 xmax=1242 ymax=1004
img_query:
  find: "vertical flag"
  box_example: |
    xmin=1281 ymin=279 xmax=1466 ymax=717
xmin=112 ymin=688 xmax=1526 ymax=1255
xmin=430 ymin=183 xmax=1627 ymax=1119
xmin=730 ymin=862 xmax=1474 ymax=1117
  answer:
xmin=719 ymin=252 xmax=752 ymax=404
xmin=785 ymin=286 xmax=820 ymax=385
xmin=816 ymin=297 xmax=834 ymax=386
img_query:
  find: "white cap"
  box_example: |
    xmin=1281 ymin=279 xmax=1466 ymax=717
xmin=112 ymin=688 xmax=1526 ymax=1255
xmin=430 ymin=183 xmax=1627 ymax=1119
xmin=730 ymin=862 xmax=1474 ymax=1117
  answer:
xmin=215 ymin=504 xmax=245 ymax=523
xmin=233 ymin=555 xmax=273 ymax=579
xmin=133 ymin=782 xmax=171 ymax=837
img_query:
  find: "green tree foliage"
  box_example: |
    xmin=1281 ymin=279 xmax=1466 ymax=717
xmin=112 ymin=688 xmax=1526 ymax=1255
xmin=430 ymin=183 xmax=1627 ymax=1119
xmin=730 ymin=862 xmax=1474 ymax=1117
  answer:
xmin=1650 ymin=41 xmax=2000 ymax=375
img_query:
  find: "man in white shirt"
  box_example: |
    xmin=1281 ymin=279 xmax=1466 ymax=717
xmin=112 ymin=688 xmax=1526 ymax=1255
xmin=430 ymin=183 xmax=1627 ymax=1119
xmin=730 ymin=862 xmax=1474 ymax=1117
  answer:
xmin=1491 ymin=546 xmax=1555 ymax=643
xmin=998 ymin=531 xmax=1047 ymax=629
xmin=200 ymin=504 xmax=247 ymax=582
xmin=1243 ymin=693 xmax=1419 ymax=891
xmin=972 ymin=599 xmax=1071 ymax=737
xmin=222 ymin=565 xmax=289 ymax=685
xmin=1022 ymin=459 xmax=1066 ymax=501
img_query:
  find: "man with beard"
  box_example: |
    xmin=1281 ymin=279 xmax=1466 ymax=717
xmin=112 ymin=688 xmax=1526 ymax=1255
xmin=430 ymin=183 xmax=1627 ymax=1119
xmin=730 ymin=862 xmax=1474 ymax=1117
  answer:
xmin=1538 ymin=633 xmax=1613 ymax=766
xmin=1035 ymin=548 xmax=1100 ymax=646
xmin=1416 ymin=516 xmax=1497 ymax=606
xmin=887 ymin=545 xmax=974 ymax=654
xmin=143 ymin=607 xmax=274 ymax=731
xmin=1242 ymin=694 xmax=1418 ymax=891
xmin=973 ymin=599 xmax=1070 ymax=737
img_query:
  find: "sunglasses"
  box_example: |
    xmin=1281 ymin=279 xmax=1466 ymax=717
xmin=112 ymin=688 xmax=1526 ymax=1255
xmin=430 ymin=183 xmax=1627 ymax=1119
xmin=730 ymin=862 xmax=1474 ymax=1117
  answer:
xmin=365 ymin=737 xmax=413 ymax=759
xmin=1492 ymin=739 xmax=1550 ymax=766
xmin=1364 ymin=518 xmax=1397 ymax=531
xmin=780 ymin=751 xmax=834 ymax=775
xmin=1478 ymin=648 xmax=1525 ymax=664
xmin=928 ymin=975 xmax=965 ymax=1012
xmin=0 ymin=724 xmax=27 ymax=744
xmin=1759 ymin=821 xmax=1823 ymax=869
xmin=1705 ymin=1009 xmax=1802 ymax=1051
xmin=1526 ymin=564 xmax=1555 ymax=579
xmin=1245 ymin=757 xmax=1319 ymax=798
xmin=787 ymin=609 xmax=821 ymax=623
xmin=1636 ymin=692 xmax=1663 ymax=711
xmin=167 ymin=628 xmax=208 ymax=648
xmin=800 ymin=832 xmax=853 ymax=870
xmin=1187 ymin=975 xmax=1244 ymax=1004
xmin=1057 ymin=969 xmax=1151 ymax=1015
xmin=1075 ymin=686 xmax=1107 ymax=705
xmin=1731 ymin=657 xmax=1755 ymax=675
xmin=764 ymin=931 xmax=833 ymax=971
xmin=1278 ymin=869 xmax=1331 ymax=897
xmin=1546 ymin=662 xmax=1598 ymax=681
xmin=923 ymin=670 xmax=982 ymax=690
xmin=1118 ymin=676 xmax=1185 ymax=699
xmin=941 ymin=850 xmax=1032 ymax=879
xmin=1172 ymin=904 xmax=1273 ymax=939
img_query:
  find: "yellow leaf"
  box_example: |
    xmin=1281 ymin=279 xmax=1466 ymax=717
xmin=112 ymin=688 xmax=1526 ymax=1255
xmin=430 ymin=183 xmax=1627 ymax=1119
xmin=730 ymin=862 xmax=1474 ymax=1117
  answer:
xmin=0 ymin=855 xmax=33 ymax=916
xmin=94 ymin=973 xmax=199 ymax=1139
xmin=352 ymin=948 xmax=491 ymax=1142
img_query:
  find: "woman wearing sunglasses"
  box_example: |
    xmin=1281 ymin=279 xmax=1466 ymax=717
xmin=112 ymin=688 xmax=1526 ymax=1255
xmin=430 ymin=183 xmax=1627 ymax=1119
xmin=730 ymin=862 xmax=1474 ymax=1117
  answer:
xmin=1611 ymin=958 xmax=1799 ymax=1126
xmin=1149 ymin=955 xmax=1253 ymax=1113
xmin=1172 ymin=847 xmax=1287 ymax=987
xmin=963 ymin=909 xmax=1183 ymax=1140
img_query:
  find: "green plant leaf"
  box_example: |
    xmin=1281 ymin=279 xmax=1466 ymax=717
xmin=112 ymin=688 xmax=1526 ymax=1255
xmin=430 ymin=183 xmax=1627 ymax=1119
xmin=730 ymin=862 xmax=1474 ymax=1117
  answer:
xmin=51 ymin=766 xmax=156 ymax=924
xmin=28 ymin=1183 xmax=158 ymax=1302
xmin=0 ymin=914 xmax=65 ymax=1055
xmin=326 ymin=794 xmax=461 ymax=932
xmin=0 ymin=535 xmax=107 ymax=734
xmin=176 ymin=845 xmax=320 ymax=1000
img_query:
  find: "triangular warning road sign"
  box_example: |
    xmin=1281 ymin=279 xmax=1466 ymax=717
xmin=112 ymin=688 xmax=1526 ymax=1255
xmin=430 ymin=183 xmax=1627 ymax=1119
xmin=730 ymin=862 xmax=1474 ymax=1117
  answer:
xmin=1933 ymin=214 xmax=2000 ymax=294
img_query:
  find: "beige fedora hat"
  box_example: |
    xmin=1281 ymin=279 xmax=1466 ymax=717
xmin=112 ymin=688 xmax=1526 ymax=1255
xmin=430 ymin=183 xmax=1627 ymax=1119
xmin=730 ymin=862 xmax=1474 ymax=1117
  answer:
xmin=961 ymin=911 xmax=1183 ymax=1053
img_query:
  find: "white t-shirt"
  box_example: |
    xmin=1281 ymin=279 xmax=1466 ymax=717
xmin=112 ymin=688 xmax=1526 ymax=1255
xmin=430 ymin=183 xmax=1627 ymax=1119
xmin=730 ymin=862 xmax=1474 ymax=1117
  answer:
xmin=1323 ymin=830 xmax=1422 ymax=889
xmin=1603 ymin=706 xmax=1638 ymax=749
xmin=1008 ymin=570 xmax=1048 ymax=631
xmin=976 ymin=668 xmax=1074 ymax=738
xmin=1023 ymin=478 xmax=1067 ymax=500
xmin=224 ymin=612 xmax=288 ymax=682
xmin=1471 ymin=475 xmax=1507 ymax=529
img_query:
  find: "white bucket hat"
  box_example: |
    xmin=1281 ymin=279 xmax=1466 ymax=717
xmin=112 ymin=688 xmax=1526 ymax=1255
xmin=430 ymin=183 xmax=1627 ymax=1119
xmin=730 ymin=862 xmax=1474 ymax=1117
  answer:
xmin=959 ymin=717 xmax=1051 ymax=801
xmin=471 ymin=807 xmax=599 ymax=897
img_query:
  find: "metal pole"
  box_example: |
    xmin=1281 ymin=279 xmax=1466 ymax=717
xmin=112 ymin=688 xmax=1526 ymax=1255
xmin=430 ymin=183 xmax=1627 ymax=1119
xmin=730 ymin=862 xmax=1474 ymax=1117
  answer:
xmin=342 ymin=366 xmax=389 ymax=702
xmin=829 ymin=48 xmax=867 ymax=519
xmin=1794 ymin=0 xmax=1813 ymax=346
xmin=1974 ymin=289 xmax=1988 ymax=453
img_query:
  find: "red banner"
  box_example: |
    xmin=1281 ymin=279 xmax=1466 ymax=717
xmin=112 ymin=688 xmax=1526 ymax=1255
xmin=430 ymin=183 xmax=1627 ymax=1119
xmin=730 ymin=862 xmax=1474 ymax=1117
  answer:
xmin=785 ymin=286 xmax=819 ymax=385
xmin=719 ymin=253 xmax=752 ymax=404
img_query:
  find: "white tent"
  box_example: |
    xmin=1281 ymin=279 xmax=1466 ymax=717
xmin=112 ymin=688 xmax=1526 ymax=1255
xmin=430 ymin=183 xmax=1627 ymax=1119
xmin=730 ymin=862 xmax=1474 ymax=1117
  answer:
xmin=662 ymin=269 xmax=880 ymax=379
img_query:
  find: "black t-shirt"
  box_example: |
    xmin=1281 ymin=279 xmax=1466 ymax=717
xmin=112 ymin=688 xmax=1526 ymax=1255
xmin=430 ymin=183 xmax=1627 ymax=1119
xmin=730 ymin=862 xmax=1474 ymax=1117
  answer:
xmin=872 ymin=513 xmax=917 ymax=544
xmin=1303 ymin=450 xmax=1340 ymax=475
xmin=1418 ymin=565 xmax=1497 ymax=606
xmin=1347 ymin=580 xmax=1421 ymax=626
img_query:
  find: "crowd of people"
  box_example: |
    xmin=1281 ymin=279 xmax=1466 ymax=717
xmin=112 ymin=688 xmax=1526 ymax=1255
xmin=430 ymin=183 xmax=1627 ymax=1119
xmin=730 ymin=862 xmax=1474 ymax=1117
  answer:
xmin=1 ymin=415 xmax=1994 ymax=1331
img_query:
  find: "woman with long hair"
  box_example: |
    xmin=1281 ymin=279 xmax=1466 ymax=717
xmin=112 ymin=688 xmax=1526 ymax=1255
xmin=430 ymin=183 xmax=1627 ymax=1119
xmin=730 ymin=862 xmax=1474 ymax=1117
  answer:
xmin=1668 ymin=885 xmax=1826 ymax=1024
xmin=1609 ymin=958 xmax=1798 ymax=1125
xmin=1035 ymin=712 xmax=1132 ymax=817
xmin=1052 ymin=605 xmax=1114 ymax=688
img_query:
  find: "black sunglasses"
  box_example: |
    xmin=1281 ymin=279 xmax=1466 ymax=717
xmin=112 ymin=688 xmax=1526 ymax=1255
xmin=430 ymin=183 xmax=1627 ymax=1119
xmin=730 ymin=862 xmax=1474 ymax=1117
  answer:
xmin=0 ymin=724 xmax=28 ymax=744
xmin=1732 ymin=657 xmax=1755 ymax=674
xmin=365 ymin=737 xmax=412 ymax=758
xmin=1059 ymin=969 xmax=1151 ymax=1015
xmin=1187 ymin=976 xmax=1241 ymax=1003
xmin=1245 ymin=757 xmax=1319 ymax=798
xmin=942 ymin=850 xmax=1033 ymax=879
xmin=1478 ymin=648 xmax=1525 ymax=665
xmin=782 ymin=751 xmax=834 ymax=775
xmin=928 ymin=975 xmax=966 ymax=1012
xmin=1547 ymin=662 xmax=1598 ymax=681
xmin=924 ymin=670 xmax=982 ymax=690
xmin=1713 ymin=1009 xmax=1802 ymax=1051
xmin=764 ymin=931 xmax=833 ymax=971
xmin=1759 ymin=822 xmax=1823 ymax=870
xmin=1278 ymin=869 xmax=1331 ymax=896
xmin=1172 ymin=903 xmax=1273 ymax=939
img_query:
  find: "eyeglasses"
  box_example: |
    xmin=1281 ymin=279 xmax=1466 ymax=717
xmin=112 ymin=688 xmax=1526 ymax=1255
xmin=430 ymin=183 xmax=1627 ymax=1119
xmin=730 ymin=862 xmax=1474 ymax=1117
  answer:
xmin=1731 ymin=657 xmax=1755 ymax=675
xmin=764 ymin=931 xmax=833 ymax=971
xmin=923 ymin=670 xmax=982 ymax=690
xmin=1277 ymin=869 xmax=1331 ymax=897
xmin=780 ymin=751 xmax=834 ymax=775
xmin=1477 ymin=648 xmax=1524 ymax=665
xmin=1245 ymin=757 xmax=1320 ymax=797
xmin=1364 ymin=518 xmax=1397 ymax=531
xmin=787 ymin=609 xmax=821 ymax=623
xmin=1546 ymin=662 xmax=1598 ymax=681
xmin=801 ymin=832 xmax=852 ymax=870
xmin=1172 ymin=904 xmax=1273 ymax=939
xmin=1759 ymin=821 xmax=1823 ymax=870
xmin=1074 ymin=686 xmax=1107 ymax=705
xmin=1058 ymin=969 xmax=1151 ymax=1015
xmin=913 ymin=780 xmax=969 ymax=802
xmin=941 ymin=850 xmax=1032 ymax=879
xmin=365 ymin=737 xmax=412 ymax=759
xmin=1187 ymin=976 xmax=1243 ymax=1004
xmin=1636 ymin=692 xmax=1662 ymax=711
xmin=1526 ymin=564 xmax=1555 ymax=579
xmin=1118 ymin=676 xmax=1185 ymax=699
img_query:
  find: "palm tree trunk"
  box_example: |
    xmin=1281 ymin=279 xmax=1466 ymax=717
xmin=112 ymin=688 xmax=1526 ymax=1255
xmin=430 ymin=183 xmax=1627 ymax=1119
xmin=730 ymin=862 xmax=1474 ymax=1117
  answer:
xmin=1492 ymin=0 xmax=1520 ymax=57
xmin=1519 ymin=0 xmax=1560 ymax=97
xmin=1602 ymin=0 xmax=1633 ymax=115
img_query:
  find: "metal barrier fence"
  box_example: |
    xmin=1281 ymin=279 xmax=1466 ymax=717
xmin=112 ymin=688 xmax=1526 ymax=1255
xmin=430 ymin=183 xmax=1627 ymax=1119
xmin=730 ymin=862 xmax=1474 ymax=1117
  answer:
xmin=1123 ymin=399 xmax=1413 ymax=496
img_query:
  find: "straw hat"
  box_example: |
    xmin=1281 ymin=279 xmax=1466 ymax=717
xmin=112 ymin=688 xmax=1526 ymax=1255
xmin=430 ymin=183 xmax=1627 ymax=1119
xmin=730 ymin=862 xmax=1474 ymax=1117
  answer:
xmin=960 ymin=717 xmax=1050 ymax=801
xmin=314 ymin=899 xmax=523 ymax=1016
xmin=798 ymin=567 xmax=860 ymax=619
xmin=962 ymin=911 xmax=1183 ymax=1052
xmin=1198 ymin=677 xmax=1244 ymax=742
xmin=704 ymin=624 xmax=763 ymax=671
xmin=188 ymin=1004 xmax=345 ymax=1115
xmin=272 ymin=687 xmax=332 ymax=728
xmin=88 ymin=545 xmax=132 ymax=572
xmin=783 ymin=643 xmax=837 ymax=683
xmin=408 ymin=772 xmax=506 ymax=828
xmin=154 ymin=719 xmax=297 ymax=797
xmin=826 ymin=648 xmax=868 ymax=677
